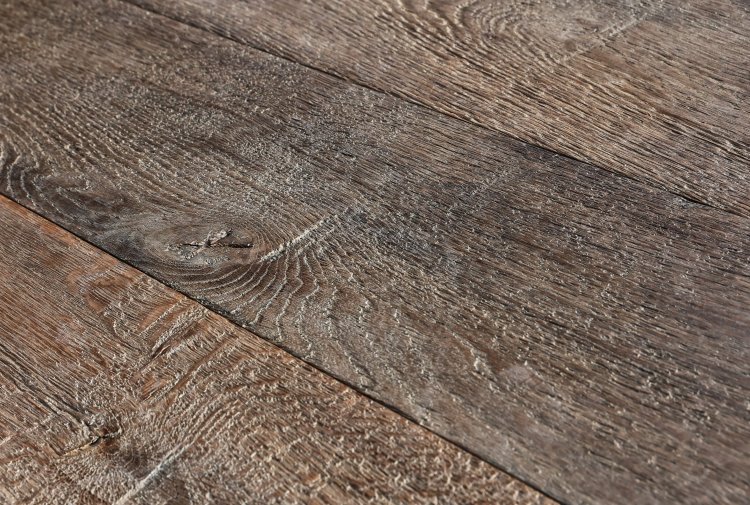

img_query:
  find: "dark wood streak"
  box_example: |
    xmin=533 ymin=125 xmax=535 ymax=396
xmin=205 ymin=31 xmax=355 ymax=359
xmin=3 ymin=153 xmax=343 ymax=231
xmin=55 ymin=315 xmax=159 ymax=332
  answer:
xmin=130 ymin=0 xmax=750 ymax=216
xmin=0 ymin=195 xmax=551 ymax=504
xmin=0 ymin=1 xmax=748 ymax=504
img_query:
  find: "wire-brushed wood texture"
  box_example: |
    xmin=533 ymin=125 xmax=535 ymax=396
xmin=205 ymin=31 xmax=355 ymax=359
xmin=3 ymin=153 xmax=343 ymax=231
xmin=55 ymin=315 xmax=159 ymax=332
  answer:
xmin=0 ymin=195 xmax=550 ymax=504
xmin=1 ymin=1 xmax=748 ymax=504
xmin=131 ymin=0 xmax=750 ymax=216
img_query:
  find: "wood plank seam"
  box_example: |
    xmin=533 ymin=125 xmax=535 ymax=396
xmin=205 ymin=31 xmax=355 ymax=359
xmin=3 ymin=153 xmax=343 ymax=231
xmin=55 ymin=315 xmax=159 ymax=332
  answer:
xmin=0 ymin=193 xmax=562 ymax=504
xmin=0 ymin=193 xmax=558 ymax=504
xmin=120 ymin=0 xmax=733 ymax=216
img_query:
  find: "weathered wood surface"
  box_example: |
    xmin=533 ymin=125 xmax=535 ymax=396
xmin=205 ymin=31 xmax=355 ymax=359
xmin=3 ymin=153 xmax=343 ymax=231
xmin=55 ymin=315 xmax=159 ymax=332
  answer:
xmin=131 ymin=0 xmax=750 ymax=216
xmin=0 ymin=195 xmax=551 ymax=504
xmin=1 ymin=1 xmax=749 ymax=503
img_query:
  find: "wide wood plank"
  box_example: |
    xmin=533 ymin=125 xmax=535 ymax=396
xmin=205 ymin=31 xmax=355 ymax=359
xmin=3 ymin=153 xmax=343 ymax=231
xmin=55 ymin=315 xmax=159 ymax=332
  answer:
xmin=131 ymin=0 xmax=750 ymax=216
xmin=0 ymin=195 xmax=550 ymax=504
xmin=1 ymin=1 xmax=748 ymax=503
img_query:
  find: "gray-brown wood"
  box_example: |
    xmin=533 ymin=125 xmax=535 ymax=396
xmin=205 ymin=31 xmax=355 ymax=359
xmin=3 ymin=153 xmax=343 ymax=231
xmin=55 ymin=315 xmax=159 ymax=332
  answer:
xmin=0 ymin=195 xmax=552 ymax=504
xmin=131 ymin=0 xmax=750 ymax=216
xmin=1 ymin=1 xmax=749 ymax=503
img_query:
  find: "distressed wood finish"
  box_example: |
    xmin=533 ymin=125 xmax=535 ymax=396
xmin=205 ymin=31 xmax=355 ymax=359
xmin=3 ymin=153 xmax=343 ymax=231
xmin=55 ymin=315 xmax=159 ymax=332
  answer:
xmin=131 ymin=0 xmax=750 ymax=216
xmin=1 ymin=1 xmax=749 ymax=504
xmin=0 ymin=196 xmax=551 ymax=504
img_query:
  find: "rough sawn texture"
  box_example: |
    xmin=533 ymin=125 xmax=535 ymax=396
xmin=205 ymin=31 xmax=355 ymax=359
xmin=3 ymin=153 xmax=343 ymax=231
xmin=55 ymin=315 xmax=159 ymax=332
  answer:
xmin=0 ymin=1 xmax=748 ymax=504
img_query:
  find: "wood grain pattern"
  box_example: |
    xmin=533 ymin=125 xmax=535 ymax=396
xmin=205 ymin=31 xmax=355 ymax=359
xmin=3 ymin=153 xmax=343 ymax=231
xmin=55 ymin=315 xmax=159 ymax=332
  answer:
xmin=131 ymin=0 xmax=750 ymax=216
xmin=0 ymin=195 xmax=551 ymax=504
xmin=1 ymin=1 xmax=749 ymax=503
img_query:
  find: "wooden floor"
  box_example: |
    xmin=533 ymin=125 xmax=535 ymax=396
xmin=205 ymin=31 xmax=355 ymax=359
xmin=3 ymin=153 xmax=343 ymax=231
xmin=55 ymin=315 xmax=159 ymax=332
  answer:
xmin=0 ymin=0 xmax=747 ymax=503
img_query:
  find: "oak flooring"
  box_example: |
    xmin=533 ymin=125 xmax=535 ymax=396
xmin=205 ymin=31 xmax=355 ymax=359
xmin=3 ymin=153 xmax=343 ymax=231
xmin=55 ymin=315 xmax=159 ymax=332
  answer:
xmin=132 ymin=0 xmax=750 ymax=216
xmin=0 ymin=0 xmax=748 ymax=503
xmin=0 ymin=195 xmax=551 ymax=504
